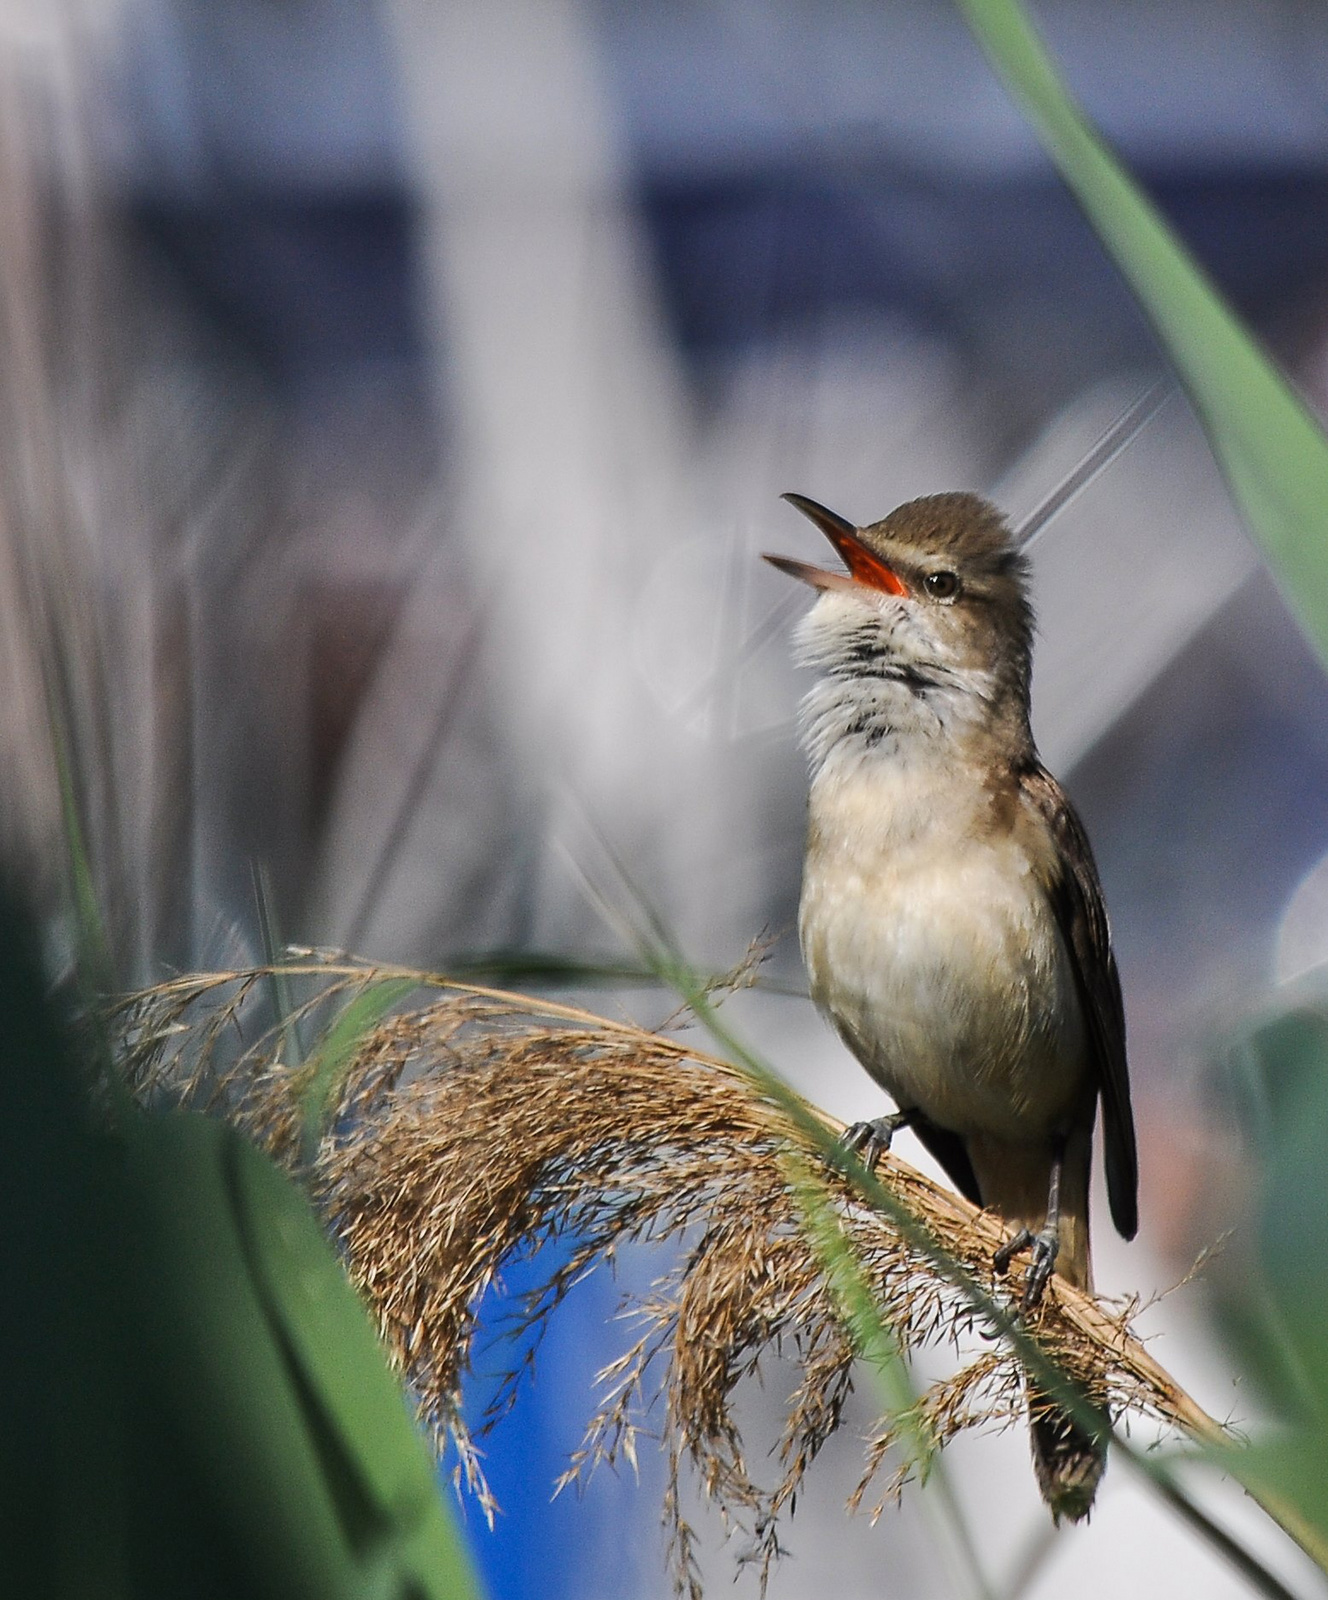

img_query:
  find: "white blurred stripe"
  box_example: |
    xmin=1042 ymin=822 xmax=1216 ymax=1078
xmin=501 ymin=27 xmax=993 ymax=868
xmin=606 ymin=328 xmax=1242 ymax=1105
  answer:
xmin=1008 ymin=383 xmax=1260 ymax=771
xmin=318 ymin=0 xmax=742 ymax=955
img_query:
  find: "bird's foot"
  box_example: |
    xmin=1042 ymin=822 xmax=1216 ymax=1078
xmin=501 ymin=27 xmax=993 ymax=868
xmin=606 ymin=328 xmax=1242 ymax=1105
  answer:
xmin=840 ymin=1111 xmax=911 ymax=1171
xmin=993 ymin=1224 xmax=1060 ymax=1311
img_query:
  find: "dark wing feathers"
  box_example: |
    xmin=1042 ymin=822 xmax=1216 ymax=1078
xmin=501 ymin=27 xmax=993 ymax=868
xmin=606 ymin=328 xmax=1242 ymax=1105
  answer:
xmin=1022 ymin=764 xmax=1139 ymax=1240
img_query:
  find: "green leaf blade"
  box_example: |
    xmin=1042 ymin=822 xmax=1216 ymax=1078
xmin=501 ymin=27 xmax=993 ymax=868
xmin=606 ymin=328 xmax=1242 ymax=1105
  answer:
xmin=125 ymin=1114 xmax=483 ymax=1600
xmin=955 ymin=0 xmax=1328 ymax=667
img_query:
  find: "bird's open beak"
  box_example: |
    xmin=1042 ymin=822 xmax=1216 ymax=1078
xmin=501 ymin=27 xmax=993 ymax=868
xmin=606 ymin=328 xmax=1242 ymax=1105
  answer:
xmin=763 ymin=493 xmax=909 ymax=597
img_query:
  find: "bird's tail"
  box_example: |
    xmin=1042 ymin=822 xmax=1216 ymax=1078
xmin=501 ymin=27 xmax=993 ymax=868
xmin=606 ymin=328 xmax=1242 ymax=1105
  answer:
xmin=969 ymin=1129 xmax=1105 ymax=1520
xmin=1027 ymin=1137 xmax=1104 ymax=1522
xmin=1028 ymin=1389 xmax=1104 ymax=1522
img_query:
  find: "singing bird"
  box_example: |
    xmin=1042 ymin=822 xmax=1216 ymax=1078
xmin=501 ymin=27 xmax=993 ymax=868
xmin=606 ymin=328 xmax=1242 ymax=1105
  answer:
xmin=765 ymin=490 xmax=1137 ymax=1519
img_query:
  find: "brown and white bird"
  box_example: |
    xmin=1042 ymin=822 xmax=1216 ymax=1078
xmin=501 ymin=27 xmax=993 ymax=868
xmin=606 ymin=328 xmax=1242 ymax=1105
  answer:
xmin=765 ymin=489 xmax=1137 ymax=1520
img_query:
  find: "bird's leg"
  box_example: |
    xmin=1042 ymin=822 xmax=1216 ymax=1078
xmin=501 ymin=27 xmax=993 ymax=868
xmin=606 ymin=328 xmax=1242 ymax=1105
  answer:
xmin=993 ymin=1135 xmax=1065 ymax=1311
xmin=840 ymin=1108 xmax=914 ymax=1171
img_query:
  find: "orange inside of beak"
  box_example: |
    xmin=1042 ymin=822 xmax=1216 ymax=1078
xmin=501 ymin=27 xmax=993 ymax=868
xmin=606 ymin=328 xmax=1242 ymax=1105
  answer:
xmin=775 ymin=492 xmax=910 ymax=598
xmin=832 ymin=536 xmax=908 ymax=598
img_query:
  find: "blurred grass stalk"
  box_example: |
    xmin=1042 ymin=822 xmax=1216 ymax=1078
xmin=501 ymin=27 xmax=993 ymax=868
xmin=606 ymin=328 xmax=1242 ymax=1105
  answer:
xmin=0 ymin=887 xmax=484 ymax=1600
xmin=955 ymin=0 xmax=1328 ymax=672
xmin=0 ymin=84 xmax=488 ymax=1595
xmin=784 ymin=1154 xmax=999 ymax=1600
xmin=956 ymin=0 xmax=1328 ymax=1582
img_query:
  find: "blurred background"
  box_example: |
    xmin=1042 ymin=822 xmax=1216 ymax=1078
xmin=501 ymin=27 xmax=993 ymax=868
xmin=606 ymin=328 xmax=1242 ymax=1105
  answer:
xmin=5 ymin=0 xmax=1328 ymax=1596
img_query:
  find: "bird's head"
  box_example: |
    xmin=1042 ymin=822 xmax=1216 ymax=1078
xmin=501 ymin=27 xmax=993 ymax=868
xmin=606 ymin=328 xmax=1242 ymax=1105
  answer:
xmin=765 ymin=491 xmax=1034 ymax=725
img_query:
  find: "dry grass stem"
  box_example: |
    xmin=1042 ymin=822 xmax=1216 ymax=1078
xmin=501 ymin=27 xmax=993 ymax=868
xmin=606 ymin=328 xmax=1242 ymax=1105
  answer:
xmin=108 ymin=953 xmax=1224 ymax=1595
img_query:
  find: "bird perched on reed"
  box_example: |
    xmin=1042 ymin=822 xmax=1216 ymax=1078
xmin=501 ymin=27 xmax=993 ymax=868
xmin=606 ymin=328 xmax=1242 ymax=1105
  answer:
xmin=766 ymin=490 xmax=1138 ymax=1520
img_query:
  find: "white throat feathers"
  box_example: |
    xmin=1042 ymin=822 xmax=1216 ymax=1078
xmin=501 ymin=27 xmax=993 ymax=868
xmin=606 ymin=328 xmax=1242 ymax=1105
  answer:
xmin=795 ymin=589 xmax=1001 ymax=778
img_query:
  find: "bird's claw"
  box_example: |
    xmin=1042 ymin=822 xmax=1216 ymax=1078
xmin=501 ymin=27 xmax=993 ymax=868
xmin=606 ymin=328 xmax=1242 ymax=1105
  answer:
xmin=1021 ymin=1228 xmax=1060 ymax=1310
xmin=993 ymin=1225 xmax=1060 ymax=1311
xmin=840 ymin=1113 xmax=909 ymax=1171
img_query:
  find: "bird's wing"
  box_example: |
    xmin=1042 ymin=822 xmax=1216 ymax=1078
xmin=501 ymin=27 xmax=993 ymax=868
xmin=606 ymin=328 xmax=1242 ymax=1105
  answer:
xmin=1021 ymin=763 xmax=1138 ymax=1240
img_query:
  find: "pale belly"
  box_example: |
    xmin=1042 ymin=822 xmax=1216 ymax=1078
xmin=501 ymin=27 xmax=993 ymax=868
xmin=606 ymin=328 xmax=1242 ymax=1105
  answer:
xmin=800 ymin=808 xmax=1089 ymax=1143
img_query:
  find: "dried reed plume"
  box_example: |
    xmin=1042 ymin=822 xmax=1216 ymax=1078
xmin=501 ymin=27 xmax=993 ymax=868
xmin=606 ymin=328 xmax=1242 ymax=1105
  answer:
xmin=108 ymin=952 xmax=1225 ymax=1595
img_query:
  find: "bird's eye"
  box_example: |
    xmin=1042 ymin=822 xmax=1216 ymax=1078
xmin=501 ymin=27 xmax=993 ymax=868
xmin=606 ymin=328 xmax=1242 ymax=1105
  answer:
xmin=923 ymin=570 xmax=960 ymax=601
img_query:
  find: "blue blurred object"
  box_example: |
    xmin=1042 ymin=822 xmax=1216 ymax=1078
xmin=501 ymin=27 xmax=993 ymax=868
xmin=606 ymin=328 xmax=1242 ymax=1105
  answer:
xmin=451 ymin=1244 xmax=665 ymax=1600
